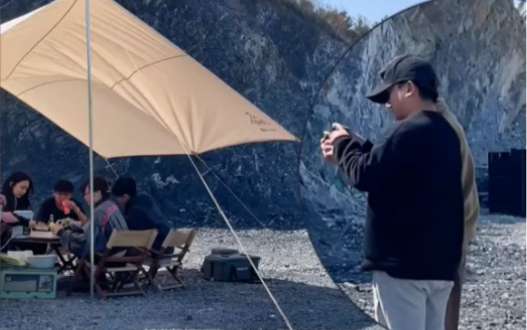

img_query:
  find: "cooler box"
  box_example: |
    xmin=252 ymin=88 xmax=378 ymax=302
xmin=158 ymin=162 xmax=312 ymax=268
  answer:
xmin=201 ymin=249 xmax=261 ymax=282
xmin=0 ymin=267 xmax=57 ymax=299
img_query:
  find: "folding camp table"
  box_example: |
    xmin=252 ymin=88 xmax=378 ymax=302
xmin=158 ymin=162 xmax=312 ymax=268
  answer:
xmin=11 ymin=236 xmax=77 ymax=273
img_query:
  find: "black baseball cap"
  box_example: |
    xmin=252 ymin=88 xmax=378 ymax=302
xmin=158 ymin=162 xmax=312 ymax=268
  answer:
xmin=366 ymin=54 xmax=439 ymax=104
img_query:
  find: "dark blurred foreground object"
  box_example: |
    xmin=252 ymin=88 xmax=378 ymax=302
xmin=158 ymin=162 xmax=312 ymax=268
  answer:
xmin=488 ymin=148 xmax=526 ymax=217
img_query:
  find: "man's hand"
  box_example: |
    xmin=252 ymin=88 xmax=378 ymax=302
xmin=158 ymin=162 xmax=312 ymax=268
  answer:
xmin=64 ymin=200 xmax=79 ymax=213
xmin=28 ymin=220 xmax=37 ymax=229
xmin=320 ymin=123 xmax=351 ymax=164
xmin=50 ymin=223 xmax=63 ymax=236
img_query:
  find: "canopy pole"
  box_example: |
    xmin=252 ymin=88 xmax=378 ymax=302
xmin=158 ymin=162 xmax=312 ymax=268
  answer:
xmin=84 ymin=0 xmax=96 ymax=300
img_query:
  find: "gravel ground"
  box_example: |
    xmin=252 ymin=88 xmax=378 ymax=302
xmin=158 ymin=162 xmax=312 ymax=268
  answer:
xmin=0 ymin=213 xmax=523 ymax=330
xmin=340 ymin=213 xmax=526 ymax=330
xmin=0 ymin=229 xmax=382 ymax=330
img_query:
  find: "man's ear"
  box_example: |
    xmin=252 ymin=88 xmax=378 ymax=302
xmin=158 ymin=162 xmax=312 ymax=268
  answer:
xmin=405 ymin=81 xmax=418 ymax=97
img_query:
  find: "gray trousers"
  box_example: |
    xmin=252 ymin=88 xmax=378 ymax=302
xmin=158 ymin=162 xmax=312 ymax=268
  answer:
xmin=372 ymin=271 xmax=454 ymax=330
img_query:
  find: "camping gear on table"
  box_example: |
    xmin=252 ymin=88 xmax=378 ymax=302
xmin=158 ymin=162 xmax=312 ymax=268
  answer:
xmin=32 ymin=225 xmax=50 ymax=232
xmin=201 ymin=248 xmax=261 ymax=282
xmin=24 ymin=220 xmax=54 ymax=239
xmin=0 ymin=266 xmax=57 ymax=299
xmin=28 ymin=221 xmax=57 ymax=239
xmin=28 ymin=230 xmax=56 ymax=239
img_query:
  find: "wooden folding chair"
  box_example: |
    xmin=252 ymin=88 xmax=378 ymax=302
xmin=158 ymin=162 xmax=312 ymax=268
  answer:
xmin=67 ymin=229 xmax=158 ymax=300
xmin=144 ymin=229 xmax=197 ymax=291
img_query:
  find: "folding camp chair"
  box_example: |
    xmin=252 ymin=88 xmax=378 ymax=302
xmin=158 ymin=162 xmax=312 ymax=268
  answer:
xmin=67 ymin=229 xmax=158 ymax=300
xmin=144 ymin=229 xmax=197 ymax=291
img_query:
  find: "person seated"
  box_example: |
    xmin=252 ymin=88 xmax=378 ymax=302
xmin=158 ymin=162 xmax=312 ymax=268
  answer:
xmin=111 ymin=177 xmax=172 ymax=254
xmin=36 ymin=179 xmax=87 ymax=225
xmin=0 ymin=172 xmax=39 ymax=252
xmin=0 ymin=172 xmax=37 ymax=227
xmin=50 ymin=175 xmax=128 ymax=259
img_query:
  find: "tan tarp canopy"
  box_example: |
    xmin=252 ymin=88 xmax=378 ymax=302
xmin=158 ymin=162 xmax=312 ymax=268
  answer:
xmin=0 ymin=0 xmax=298 ymax=158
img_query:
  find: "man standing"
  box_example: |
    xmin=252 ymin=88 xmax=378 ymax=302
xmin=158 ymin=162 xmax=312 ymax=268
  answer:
xmin=320 ymin=54 xmax=464 ymax=330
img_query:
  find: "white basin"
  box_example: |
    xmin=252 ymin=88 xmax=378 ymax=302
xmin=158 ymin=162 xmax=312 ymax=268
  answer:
xmin=27 ymin=255 xmax=56 ymax=269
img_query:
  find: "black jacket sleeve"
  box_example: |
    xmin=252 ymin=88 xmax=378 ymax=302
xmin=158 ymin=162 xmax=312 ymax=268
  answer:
xmin=333 ymin=121 xmax=423 ymax=192
xmin=14 ymin=215 xmax=30 ymax=226
xmin=126 ymin=206 xmax=156 ymax=231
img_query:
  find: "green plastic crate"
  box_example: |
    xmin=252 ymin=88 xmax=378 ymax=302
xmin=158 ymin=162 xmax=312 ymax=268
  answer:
xmin=0 ymin=267 xmax=57 ymax=299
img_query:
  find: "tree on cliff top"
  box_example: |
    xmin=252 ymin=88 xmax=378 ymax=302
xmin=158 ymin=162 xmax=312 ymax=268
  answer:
xmin=274 ymin=0 xmax=374 ymax=44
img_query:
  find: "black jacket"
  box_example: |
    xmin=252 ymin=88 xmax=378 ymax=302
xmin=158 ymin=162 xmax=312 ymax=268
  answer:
xmin=333 ymin=111 xmax=464 ymax=281
xmin=124 ymin=193 xmax=172 ymax=252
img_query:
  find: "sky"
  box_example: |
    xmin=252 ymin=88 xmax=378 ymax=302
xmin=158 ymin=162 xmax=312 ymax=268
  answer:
xmin=320 ymin=0 xmax=524 ymax=24
xmin=319 ymin=0 xmax=428 ymax=23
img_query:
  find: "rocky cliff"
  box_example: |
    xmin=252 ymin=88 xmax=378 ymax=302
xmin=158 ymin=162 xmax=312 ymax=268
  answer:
xmin=300 ymin=0 xmax=526 ymax=282
xmin=1 ymin=0 xmax=524 ymax=238
xmin=0 ymin=0 xmax=352 ymax=229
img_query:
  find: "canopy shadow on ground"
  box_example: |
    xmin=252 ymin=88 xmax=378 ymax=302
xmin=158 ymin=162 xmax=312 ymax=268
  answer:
xmin=0 ymin=269 xmax=385 ymax=330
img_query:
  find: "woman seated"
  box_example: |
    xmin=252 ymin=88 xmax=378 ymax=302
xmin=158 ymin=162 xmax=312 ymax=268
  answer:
xmin=0 ymin=172 xmax=36 ymax=227
xmin=0 ymin=172 xmax=44 ymax=253
xmin=51 ymin=175 xmax=128 ymax=259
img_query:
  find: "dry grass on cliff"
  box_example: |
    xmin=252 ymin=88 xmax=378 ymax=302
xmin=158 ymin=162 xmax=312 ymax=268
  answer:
xmin=269 ymin=0 xmax=373 ymax=44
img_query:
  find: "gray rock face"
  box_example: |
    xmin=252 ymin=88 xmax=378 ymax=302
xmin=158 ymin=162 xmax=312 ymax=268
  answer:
xmin=300 ymin=0 xmax=526 ymax=282
xmin=0 ymin=0 xmax=350 ymax=229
